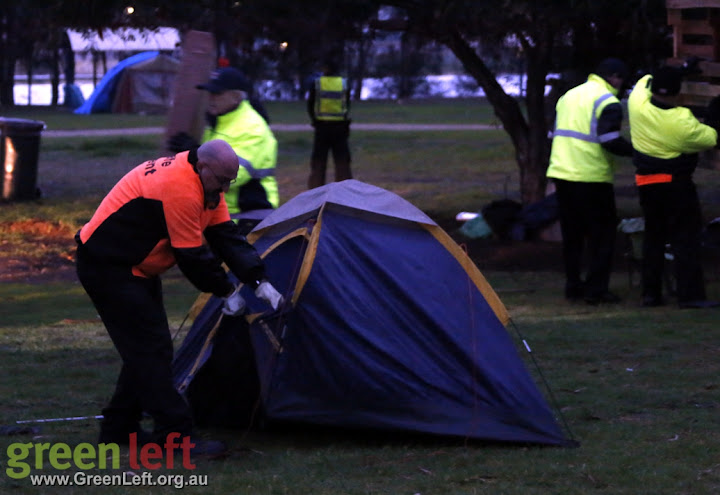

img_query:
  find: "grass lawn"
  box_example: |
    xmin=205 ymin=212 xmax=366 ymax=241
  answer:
xmin=1 ymin=101 xmax=720 ymax=494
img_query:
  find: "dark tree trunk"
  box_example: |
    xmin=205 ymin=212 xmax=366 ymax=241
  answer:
xmin=520 ymin=31 xmax=554 ymax=204
xmin=445 ymin=29 xmax=551 ymax=204
xmin=0 ymin=7 xmax=17 ymax=106
xmin=398 ymin=32 xmax=411 ymax=99
xmin=52 ymin=48 xmax=60 ymax=107
xmin=24 ymin=42 xmax=33 ymax=106
xmin=352 ymin=37 xmax=369 ymax=101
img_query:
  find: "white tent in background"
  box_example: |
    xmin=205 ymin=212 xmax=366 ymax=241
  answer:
xmin=66 ymin=28 xmax=180 ymax=53
xmin=66 ymin=27 xmax=180 ymax=84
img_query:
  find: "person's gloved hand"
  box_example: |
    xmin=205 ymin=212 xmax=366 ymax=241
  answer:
xmin=167 ymin=132 xmax=200 ymax=152
xmin=222 ymin=287 xmax=246 ymax=316
xmin=255 ymin=280 xmax=284 ymax=310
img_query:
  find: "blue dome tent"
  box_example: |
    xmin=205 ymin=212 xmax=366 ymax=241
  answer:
xmin=74 ymin=51 xmax=158 ymax=114
xmin=173 ymin=180 xmax=573 ymax=446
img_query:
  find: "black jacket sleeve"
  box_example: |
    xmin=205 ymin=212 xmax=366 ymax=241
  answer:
xmin=307 ymin=84 xmax=316 ymax=121
xmin=204 ymin=221 xmax=266 ymax=289
xmin=598 ymin=102 xmax=633 ymax=156
xmin=174 ymin=246 xmax=234 ymax=297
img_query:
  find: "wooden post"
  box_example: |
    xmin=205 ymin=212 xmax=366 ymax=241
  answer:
xmin=164 ymin=31 xmax=217 ymax=153
xmin=666 ymin=0 xmax=720 ymax=169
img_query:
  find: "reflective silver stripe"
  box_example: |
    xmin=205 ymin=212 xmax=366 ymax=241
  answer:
xmin=552 ymin=129 xmax=598 ymax=143
xmin=553 ymin=92 xmax=615 ymax=144
xmin=590 ymin=93 xmax=613 ymax=138
xmin=598 ymin=131 xmax=621 ymax=143
xmin=238 ymin=155 xmax=275 ymax=180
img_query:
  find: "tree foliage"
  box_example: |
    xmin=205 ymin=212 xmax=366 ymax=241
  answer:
xmin=1 ymin=0 xmax=671 ymax=204
xmin=373 ymin=0 xmax=670 ymax=204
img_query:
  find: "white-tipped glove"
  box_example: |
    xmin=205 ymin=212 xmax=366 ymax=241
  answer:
xmin=222 ymin=287 xmax=246 ymax=316
xmin=255 ymin=280 xmax=284 ymax=310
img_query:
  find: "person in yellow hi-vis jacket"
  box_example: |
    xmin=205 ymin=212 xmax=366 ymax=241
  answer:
xmin=628 ymin=66 xmax=719 ymax=309
xmin=306 ymin=59 xmax=352 ymax=189
xmin=547 ymin=58 xmax=634 ymax=305
xmin=168 ymin=67 xmax=279 ymax=216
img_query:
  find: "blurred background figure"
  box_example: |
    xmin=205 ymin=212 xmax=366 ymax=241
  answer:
xmin=306 ymin=58 xmax=352 ymax=189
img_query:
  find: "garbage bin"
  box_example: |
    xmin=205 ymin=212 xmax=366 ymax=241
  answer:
xmin=0 ymin=117 xmax=45 ymax=201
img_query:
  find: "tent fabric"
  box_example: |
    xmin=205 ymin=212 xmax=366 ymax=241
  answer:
xmin=74 ymin=51 xmax=158 ymax=114
xmin=251 ymin=180 xmax=436 ymax=233
xmin=173 ymin=180 xmax=571 ymax=446
xmin=74 ymin=51 xmax=178 ymax=114
xmin=112 ymin=54 xmax=179 ymax=114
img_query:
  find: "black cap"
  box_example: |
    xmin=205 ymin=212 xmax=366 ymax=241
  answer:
xmin=196 ymin=67 xmax=251 ymax=94
xmin=595 ymin=58 xmax=629 ymax=80
xmin=651 ymin=66 xmax=683 ymax=96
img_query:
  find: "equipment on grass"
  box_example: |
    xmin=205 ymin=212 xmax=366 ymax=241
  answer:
xmin=16 ymin=415 xmax=103 ymax=424
xmin=172 ymin=180 xmax=573 ymax=446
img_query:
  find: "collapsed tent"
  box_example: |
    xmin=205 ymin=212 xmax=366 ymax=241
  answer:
xmin=173 ymin=180 xmax=571 ymax=446
xmin=74 ymin=51 xmax=179 ymax=114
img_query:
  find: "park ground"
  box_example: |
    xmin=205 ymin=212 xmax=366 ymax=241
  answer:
xmin=1 ymin=101 xmax=720 ymax=494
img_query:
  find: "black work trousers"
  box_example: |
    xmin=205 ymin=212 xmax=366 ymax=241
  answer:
xmin=553 ymin=179 xmax=618 ymax=298
xmin=638 ymin=180 xmax=706 ymax=303
xmin=308 ymin=121 xmax=352 ymax=189
xmin=76 ymin=248 xmax=193 ymax=441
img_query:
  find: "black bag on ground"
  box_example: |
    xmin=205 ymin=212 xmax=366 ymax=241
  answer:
xmin=481 ymin=199 xmax=523 ymax=240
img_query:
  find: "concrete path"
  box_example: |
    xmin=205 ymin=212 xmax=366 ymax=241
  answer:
xmin=43 ymin=123 xmax=500 ymax=138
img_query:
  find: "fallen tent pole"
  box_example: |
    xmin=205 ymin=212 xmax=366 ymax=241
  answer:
xmin=16 ymin=415 xmax=104 ymax=424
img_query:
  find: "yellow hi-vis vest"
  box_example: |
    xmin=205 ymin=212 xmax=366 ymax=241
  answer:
xmin=202 ymin=100 xmax=279 ymax=214
xmin=628 ymin=74 xmax=717 ymax=160
xmin=315 ymin=76 xmax=348 ymax=121
xmin=547 ymin=74 xmax=622 ymax=183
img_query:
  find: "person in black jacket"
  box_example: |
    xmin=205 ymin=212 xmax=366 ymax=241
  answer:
xmin=628 ymin=66 xmax=719 ymax=308
xmin=76 ymin=140 xmax=283 ymax=451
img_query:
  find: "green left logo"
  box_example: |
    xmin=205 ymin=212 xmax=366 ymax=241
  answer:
xmin=5 ymin=441 xmax=120 ymax=479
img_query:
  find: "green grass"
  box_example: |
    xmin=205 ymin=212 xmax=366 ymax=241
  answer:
xmin=0 ymin=107 xmax=167 ymax=131
xmin=1 ymin=102 xmax=720 ymax=494
xmin=1 ymin=272 xmax=719 ymax=494
xmin=1 ymin=97 xmax=499 ymax=129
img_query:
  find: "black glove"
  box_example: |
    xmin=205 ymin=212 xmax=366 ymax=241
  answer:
xmin=167 ymin=132 xmax=200 ymax=153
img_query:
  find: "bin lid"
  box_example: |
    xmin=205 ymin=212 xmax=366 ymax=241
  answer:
xmin=0 ymin=118 xmax=46 ymax=131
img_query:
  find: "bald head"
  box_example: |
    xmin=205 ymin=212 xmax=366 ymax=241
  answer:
xmin=197 ymin=139 xmax=239 ymax=178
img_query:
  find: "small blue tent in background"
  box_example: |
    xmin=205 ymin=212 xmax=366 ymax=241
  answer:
xmin=73 ymin=51 xmax=178 ymax=115
xmin=74 ymin=51 xmax=158 ymax=114
xmin=173 ymin=180 xmax=572 ymax=446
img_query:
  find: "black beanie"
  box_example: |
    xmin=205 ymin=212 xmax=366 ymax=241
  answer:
xmin=651 ymin=67 xmax=683 ymax=96
xmin=595 ymin=58 xmax=629 ymax=80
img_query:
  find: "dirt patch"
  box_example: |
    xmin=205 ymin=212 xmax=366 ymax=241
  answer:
xmin=0 ymin=217 xmax=626 ymax=284
xmin=0 ymin=217 xmax=567 ymax=285
xmin=0 ymin=220 xmax=77 ymax=283
xmin=456 ymin=237 xmax=566 ymax=272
